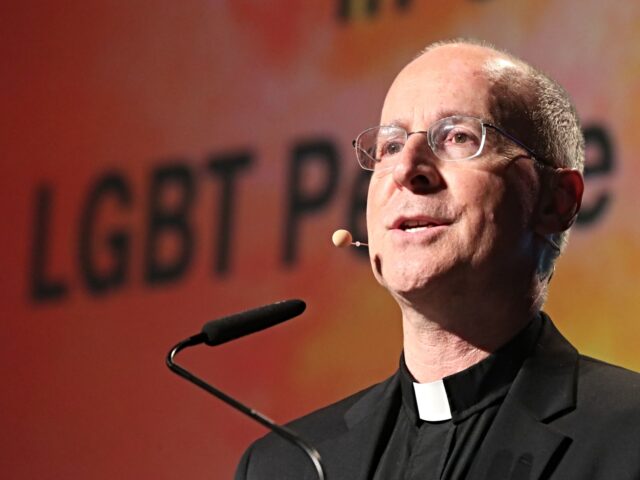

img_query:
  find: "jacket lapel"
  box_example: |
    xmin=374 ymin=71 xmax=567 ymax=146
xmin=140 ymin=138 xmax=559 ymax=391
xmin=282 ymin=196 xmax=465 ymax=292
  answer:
xmin=315 ymin=373 xmax=401 ymax=480
xmin=466 ymin=316 xmax=578 ymax=480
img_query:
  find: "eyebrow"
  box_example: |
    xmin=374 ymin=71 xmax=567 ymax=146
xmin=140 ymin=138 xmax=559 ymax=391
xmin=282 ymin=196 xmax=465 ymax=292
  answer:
xmin=385 ymin=109 xmax=492 ymax=128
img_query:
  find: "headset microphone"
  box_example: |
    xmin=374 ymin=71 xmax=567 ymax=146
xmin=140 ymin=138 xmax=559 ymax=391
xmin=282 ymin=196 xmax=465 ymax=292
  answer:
xmin=331 ymin=229 xmax=368 ymax=248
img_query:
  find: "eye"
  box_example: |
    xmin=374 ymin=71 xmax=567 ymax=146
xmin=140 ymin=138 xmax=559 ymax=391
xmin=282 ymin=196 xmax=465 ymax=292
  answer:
xmin=452 ymin=132 xmax=470 ymax=144
xmin=370 ymin=126 xmax=407 ymax=162
xmin=441 ymin=127 xmax=480 ymax=150
xmin=444 ymin=128 xmax=477 ymax=145
xmin=434 ymin=124 xmax=482 ymax=160
xmin=382 ymin=141 xmax=403 ymax=156
xmin=376 ymin=138 xmax=405 ymax=159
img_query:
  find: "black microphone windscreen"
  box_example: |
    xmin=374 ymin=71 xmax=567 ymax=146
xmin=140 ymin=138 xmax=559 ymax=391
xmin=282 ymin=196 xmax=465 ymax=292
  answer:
xmin=201 ymin=299 xmax=306 ymax=346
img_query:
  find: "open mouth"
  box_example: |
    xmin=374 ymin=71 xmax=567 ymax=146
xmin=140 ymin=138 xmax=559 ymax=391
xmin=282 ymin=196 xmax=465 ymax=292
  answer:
xmin=398 ymin=219 xmax=442 ymax=233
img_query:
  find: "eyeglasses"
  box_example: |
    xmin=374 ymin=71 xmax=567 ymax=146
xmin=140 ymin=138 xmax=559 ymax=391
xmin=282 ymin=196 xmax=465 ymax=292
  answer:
xmin=352 ymin=115 xmax=541 ymax=171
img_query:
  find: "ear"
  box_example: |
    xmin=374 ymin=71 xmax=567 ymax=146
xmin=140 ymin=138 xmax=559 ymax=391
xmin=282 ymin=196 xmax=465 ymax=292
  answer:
xmin=534 ymin=168 xmax=584 ymax=235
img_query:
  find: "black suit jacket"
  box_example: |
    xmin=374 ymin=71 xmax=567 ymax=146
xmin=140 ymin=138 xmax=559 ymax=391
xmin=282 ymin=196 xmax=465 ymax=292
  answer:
xmin=235 ymin=317 xmax=640 ymax=479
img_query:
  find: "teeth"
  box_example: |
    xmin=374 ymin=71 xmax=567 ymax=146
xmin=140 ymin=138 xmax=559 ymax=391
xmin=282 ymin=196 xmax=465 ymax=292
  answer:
xmin=404 ymin=220 xmax=423 ymax=228
xmin=400 ymin=220 xmax=436 ymax=230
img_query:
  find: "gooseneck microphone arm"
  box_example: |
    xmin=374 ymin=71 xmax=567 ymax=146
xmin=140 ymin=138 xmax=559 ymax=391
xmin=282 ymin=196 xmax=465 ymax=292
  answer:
xmin=166 ymin=300 xmax=325 ymax=480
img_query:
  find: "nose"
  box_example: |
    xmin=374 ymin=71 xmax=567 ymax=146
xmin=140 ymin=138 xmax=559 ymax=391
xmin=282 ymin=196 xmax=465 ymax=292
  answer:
xmin=391 ymin=133 xmax=443 ymax=193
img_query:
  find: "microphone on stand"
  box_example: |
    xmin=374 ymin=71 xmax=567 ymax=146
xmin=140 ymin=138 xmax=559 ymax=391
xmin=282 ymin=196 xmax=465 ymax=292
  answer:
xmin=166 ymin=299 xmax=325 ymax=480
xmin=331 ymin=229 xmax=368 ymax=248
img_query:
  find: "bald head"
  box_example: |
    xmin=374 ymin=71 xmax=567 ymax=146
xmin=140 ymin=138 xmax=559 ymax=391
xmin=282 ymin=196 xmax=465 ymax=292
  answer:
xmin=381 ymin=44 xmax=502 ymax=132
xmin=409 ymin=40 xmax=585 ymax=172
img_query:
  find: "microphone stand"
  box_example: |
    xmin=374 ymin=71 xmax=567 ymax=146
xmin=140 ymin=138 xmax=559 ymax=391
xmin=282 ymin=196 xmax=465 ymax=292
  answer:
xmin=166 ymin=335 xmax=326 ymax=480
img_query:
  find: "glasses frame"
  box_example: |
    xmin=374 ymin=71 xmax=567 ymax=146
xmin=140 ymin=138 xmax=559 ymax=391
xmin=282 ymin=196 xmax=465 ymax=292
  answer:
xmin=352 ymin=115 xmax=544 ymax=171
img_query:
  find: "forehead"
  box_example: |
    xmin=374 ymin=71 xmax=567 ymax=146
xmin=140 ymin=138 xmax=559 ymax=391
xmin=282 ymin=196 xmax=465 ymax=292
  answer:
xmin=381 ymin=45 xmax=514 ymax=127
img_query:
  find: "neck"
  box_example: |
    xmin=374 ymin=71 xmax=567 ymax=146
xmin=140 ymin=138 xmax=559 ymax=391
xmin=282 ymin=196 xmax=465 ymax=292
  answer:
xmin=399 ymin=295 xmax=536 ymax=383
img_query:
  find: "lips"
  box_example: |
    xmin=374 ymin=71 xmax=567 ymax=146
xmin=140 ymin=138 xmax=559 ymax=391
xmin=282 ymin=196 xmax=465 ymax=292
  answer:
xmin=391 ymin=216 xmax=448 ymax=232
xmin=399 ymin=219 xmax=441 ymax=232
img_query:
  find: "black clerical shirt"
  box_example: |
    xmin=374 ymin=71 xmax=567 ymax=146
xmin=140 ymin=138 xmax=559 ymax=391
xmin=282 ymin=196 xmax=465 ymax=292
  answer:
xmin=373 ymin=317 xmax=542 ymax=480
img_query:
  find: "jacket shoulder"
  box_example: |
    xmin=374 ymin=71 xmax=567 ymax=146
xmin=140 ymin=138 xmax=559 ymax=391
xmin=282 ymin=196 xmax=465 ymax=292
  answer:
xmin=576 ymin=354 xmax=640 ymax=413
xmin=235 ymin=375 xmax=396 ymax=480
xmin=553 ymin=354 xmax=640 ymax=439
xmin=547 ymin=356 xmax=640 ymax=478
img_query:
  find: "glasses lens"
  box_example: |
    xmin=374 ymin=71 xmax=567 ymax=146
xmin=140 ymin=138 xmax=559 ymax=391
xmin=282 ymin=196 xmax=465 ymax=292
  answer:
xmin=430 ymin=116 xmax=484 ymax=161
xmin=355 ymin=126 xmax=406 ymax=170
xmin=355 ymin=117 xmax=486 ymax=170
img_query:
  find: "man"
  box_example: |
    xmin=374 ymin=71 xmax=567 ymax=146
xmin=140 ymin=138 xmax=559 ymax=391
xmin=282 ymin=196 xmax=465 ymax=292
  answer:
xmin=235 ymin=39 xmax=640 ymax=479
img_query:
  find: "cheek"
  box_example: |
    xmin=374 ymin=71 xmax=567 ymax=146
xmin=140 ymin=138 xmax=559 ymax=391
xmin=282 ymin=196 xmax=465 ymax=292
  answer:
xmin=456 ymin=174 xmax=504 ymax=225
xmin=365 ymin=191 xmax=376 ymax=237
xmin=366 ymin=179 xmax=386 ymax=235
xmin=495 ymin=169 xmax=537 ymax=233
xmin=453 ymin=174 xmax=512 ymax=257
xmin=462 ymin=170 xmax=536 ymax=263
xmin=365 ymin=187 xmax=386 ymax=283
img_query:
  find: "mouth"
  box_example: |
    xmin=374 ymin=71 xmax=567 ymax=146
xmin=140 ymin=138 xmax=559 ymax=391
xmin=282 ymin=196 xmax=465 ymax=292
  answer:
xmin=392 ymin=217 xmax=448 ymax=233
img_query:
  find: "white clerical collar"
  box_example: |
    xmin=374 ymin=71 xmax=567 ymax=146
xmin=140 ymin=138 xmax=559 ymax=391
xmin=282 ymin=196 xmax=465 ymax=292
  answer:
xmin=413 ymin=379 xmax=452 ymax=422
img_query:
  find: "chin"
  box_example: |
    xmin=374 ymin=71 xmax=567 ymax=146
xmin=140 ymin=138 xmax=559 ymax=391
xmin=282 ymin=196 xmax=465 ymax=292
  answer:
xmin=378 ymin=264 xmax=444 ymax=298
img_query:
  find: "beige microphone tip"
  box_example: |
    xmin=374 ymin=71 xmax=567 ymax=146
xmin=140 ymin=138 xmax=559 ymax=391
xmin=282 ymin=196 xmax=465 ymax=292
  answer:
xmin=332 ymin=229 xmax=353 ymax=248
